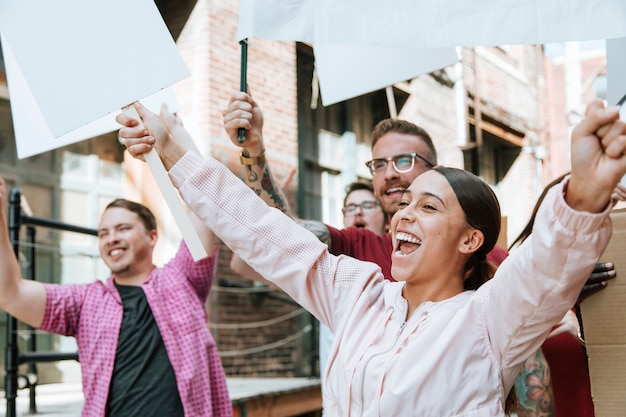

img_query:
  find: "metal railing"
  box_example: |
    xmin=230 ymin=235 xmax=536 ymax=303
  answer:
xmin=4 ymin=187 xmax=97 ymax=417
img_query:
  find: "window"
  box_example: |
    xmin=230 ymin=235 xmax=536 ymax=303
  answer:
xmin=464 ymin=109 xmax=523 ymax=183
xmin=296 ymin=43 xmax=406 ymax=226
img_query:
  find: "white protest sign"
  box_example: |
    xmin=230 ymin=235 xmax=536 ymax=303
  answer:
xmin=238 ymin=0 xmax=626 ymax=48
xmin=2 ymin=33 xmax=180 ymax=159
xmin=314 ymin=44 xmax=458 ymax=106
xmin=0 ymin=0 xmax=206 ymax=260
xmin=238 ymin=0 xmax=622 ymax=106
xmin=0 ymin=0 xmax=189 ymax=137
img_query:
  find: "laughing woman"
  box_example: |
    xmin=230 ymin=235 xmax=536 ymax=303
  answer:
xmin=118 ymin=100 xmax=625 ymax=417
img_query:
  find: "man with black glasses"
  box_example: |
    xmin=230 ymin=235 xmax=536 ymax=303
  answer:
xmin=340 ymin=181 xmax=388 ymax=236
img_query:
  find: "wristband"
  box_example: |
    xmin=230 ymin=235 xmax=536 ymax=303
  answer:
xmin=240 ymin=149 xmax=266 ymax=165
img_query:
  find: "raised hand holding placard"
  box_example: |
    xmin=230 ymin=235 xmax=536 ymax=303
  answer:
xmin=121 ymin=104 xmax=206 ymax=260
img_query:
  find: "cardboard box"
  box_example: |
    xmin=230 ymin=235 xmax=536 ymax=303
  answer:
xmin=580 ymin=207 xmax=626 ymax=416
xmin=497 ymin=216 xmax=508 ymax=250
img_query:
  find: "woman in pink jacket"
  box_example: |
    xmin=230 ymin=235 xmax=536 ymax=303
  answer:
xmin=119 ymin=99 xmax=625 ymax=417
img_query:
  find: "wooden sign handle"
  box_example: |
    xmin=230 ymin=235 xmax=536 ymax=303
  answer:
xmin=122 ymin=104 xmax=207 ymax=261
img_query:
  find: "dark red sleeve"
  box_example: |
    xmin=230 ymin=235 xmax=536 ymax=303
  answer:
xmin=327 ymin=225 xmax=395 ymax=282
xmin=541 ymin=332 xmax=595 ymax=417
xmin=487 ymin=245 xmax=509 ymax=266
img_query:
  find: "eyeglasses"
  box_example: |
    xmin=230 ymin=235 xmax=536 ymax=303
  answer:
xmin=342 ymin=201 xmax=380 ymax=215
xmin=365 ymin=153 xmax=434 ymax=176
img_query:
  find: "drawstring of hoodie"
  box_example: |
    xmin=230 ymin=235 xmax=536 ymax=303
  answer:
xmin=358 ymin=306 xmax=405 ymax=417
xmin=358 ymin=305 xmax=432 ymax=417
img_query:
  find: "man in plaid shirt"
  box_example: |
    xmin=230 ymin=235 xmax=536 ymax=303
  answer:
xmin=0 ymin=188 xmax=232 ymax=417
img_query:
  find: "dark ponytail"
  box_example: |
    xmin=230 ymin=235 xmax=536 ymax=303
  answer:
xmin=434 ymin=167 xmax=501 ymax=289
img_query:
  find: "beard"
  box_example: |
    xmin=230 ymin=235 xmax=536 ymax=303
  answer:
xmin=376 ymin=180 xmax=412 ymax=217
xmin=380 ymin=199 xmax=401 ymax=217
xmin=105 ymin=256 xmax=133 ymax=278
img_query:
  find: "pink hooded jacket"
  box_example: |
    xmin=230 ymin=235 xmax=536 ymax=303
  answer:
xmin=171 ymin=152 xmax=611 ymax=417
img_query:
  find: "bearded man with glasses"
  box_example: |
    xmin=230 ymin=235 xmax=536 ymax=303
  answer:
xmin=364 ymin=120 xmax=438 ymax=219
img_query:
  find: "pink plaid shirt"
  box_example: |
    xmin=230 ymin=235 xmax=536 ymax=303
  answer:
xmin=39 ymin=242 xmax=232 ymax=417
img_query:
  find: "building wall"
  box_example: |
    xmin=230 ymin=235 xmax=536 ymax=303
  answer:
xmin=462 ymin=45 xmax=548 ymax=246
xmin=545 ymin=43 xmax=607 ymax=181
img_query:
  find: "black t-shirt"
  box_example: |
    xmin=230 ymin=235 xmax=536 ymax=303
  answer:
xmin=106 ymin=284 xmax=184 ymax=417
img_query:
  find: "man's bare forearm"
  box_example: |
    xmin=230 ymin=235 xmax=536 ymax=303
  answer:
xmin=241 ymin=149 xmax=291 ymax=215
xmin=240 ymin=150 xmax=331 ymax=247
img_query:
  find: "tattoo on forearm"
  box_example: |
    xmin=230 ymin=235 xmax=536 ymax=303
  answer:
xmin=261 ymin=168 xmax=288 ymax=213
xmin=241 ymin=150 xmax=291 ymax=215
xmin=245 ymin=164 xmax=259 ymax=184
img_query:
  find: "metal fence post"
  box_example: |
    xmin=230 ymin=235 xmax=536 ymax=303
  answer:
xmin=4 ymin=188 xmax=23 ymax=417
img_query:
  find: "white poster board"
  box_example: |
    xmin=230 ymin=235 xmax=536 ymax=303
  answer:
xmin=0 ymin=0 xmax=206 ymax=260
xmin=2 ymin=33 xmax=180 ymax=159
xmin=314 ymin=44 xmax=458 ymax=106
xmin=238 ymin=0 xmax=626 ymax=105
xmin=0 ymin=0 xmax=189 ymax=137
xmin=238 ymin=0 xmax=626 ymax=48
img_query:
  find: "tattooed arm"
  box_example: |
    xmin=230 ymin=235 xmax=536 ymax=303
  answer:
xmin=240 ymin=148 xmax=291 ymax=213
xmin=222 ymin=90 xmax=332 ymax=244
xmin=239 ymin=153 xmax=330 ymax=244
xmin=222 ymin=91 xmax=292 ymax=212
xmin=513 ymin=348 xmax=555 ymax=417
xmin=224 ymin=91 xmax=332 ymax=279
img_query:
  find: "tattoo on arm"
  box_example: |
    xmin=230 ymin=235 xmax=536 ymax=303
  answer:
xmin=243 ymin=154 xmax=291 ymax=215
xmin=245 ymin=164 xmax=259 ymax=184
xmin=261 ymin=167 xmax=288 ymax=212
xmin=513 ymin=348 xmax=555 ymax=417
xmin=240 ymin=150 xmax=332 ymax=249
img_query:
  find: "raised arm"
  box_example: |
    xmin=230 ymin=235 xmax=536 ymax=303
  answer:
xmin=119 ymin=101 xmax=372 ymax=327
xmin=485 ymin=100 xmax=626 ymax=377
xmin=222 ymin=91 xmax=292 ymax=214
xmin=0 ymin=178 xmax=47 ymax=327
xmin=117 ymin=107 xmax=216 ymax=256
xmin=223 ymin=90 xmax=332 ymax=277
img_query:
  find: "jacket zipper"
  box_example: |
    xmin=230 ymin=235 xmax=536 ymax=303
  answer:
xmin=357 ymin=319 xmax=407 ymax=417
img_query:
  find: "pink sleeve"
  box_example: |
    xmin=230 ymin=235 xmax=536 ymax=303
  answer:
xmin=165 ymin=240 xmax=219 ymax=300
xmin=481 ymin=179 xmax=612 ymax=379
